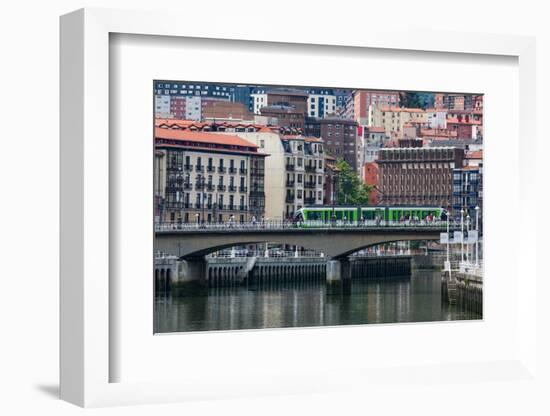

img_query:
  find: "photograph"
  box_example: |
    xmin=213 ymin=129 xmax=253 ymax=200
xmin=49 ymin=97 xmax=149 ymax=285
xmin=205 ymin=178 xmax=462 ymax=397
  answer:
xmin=153 ymin=82 xmax=484 ymax=333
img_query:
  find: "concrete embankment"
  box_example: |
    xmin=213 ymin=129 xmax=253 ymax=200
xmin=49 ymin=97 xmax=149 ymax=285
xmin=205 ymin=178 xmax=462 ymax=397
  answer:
xmin=441 ymin=270 xmax=483 ymax=315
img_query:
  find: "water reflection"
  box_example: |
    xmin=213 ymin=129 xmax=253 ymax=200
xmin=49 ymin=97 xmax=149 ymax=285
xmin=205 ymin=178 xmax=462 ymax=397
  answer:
xmin=154 ymin=270 xmax=481 ymax=333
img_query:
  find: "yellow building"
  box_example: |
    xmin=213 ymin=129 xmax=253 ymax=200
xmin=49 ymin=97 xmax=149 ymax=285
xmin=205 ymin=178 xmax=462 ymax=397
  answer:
xmin=368 ymin=105 xmax=428 ymax=138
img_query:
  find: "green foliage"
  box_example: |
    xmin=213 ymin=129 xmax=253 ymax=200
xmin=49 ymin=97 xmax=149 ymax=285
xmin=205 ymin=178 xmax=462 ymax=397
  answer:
xmin=335 ymin=159 xmax=372 ymax=205
xmin=399 ymin=92 xmax=435 ymax=109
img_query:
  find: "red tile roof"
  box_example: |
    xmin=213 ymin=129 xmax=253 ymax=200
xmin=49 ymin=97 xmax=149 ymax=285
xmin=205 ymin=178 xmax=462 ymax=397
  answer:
xmin=446 ymin=117 xmax=482 ymax=125
xmin=377 ymin=107 xmax=425 ymax=113
xmin=155 ymin=118 xmax=276 ymax=132
xmin=466 ymin=150 xmax=483 ymax=159
xmin=155 ymin=128 xmax=258 ymax=148
xmin=365 ymin=126 xmax=386 ymax=133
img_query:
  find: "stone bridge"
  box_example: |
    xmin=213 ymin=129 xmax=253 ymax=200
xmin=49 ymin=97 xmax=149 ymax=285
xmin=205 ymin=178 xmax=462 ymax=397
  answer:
xmin=155 ymin=226 xmax=445 ymax=260
xmin=154 ymin=225 xmax=449 ymax=295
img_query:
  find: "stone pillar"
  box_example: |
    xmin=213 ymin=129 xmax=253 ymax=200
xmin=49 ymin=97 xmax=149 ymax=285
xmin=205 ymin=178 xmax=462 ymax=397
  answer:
xmin=172 ymin=257 xmax=207 ymax=296
xmin=326 ymin=259 xmax=352 ymax=295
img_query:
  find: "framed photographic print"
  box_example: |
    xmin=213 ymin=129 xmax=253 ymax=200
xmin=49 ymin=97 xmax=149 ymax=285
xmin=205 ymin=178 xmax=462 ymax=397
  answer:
xmin=60 ymin=7 xmax=540 ymax=408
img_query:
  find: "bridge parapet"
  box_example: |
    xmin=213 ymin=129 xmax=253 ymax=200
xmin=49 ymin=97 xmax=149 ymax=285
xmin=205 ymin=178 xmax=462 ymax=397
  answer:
xmin=155 ymin=219 xmax=457 ymax=233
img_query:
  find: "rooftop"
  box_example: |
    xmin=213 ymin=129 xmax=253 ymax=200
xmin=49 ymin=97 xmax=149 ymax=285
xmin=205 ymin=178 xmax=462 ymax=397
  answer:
xmin=365 ymin=126 xmax=386 ymax=133
xmin=377 ymin=106 xmax=426 ymax=113
xmin=155 ymin=118 xmax=278 ymax=133
xmin=465 ymin=150 xmax=483 ymax=159
xmin=155 ymin=128 xmax=260 ymax=150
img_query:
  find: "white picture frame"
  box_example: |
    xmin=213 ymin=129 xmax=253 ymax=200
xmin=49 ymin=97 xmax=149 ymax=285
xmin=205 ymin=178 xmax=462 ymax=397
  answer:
xmin=60 ymin=7 xmax=540 ymax=408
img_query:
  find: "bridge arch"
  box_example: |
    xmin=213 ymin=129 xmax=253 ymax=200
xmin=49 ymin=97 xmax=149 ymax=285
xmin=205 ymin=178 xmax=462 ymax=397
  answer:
xmin=155 ymin=227 xmax=444 ymax=260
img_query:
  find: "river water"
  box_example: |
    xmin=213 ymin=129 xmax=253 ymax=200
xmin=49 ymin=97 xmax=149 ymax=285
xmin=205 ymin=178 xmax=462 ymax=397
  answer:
xmin=154 ymin=270 xmax=481 ymax=333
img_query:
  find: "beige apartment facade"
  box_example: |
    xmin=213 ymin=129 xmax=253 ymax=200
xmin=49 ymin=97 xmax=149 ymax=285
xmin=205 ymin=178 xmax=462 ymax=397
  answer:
xmin=216 ymin=128 xmax=325 ymax=220
xmin=368 ymin=105 xmax=428 ymax=138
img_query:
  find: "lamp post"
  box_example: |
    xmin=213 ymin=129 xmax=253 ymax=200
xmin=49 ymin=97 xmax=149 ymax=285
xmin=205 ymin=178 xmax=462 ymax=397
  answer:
xmin=460 ymin=208 xmax=464 ymax=263
xmin=475 ymin=205 xmax=480 ymax=266
xmin=446 ymin=208 xmax=450 ymax=265
xmin=466 ymin=214 xmax=471 ymax=264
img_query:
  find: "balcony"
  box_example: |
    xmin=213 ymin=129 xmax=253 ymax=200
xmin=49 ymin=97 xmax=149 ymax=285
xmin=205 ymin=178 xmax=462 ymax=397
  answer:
xmin=218 ymin=166 xmax=227 ymax=173
xmin=285 ymin=164 xmax=295 ymax=171
xmin=217 ymin=184 xmax=226 ymax=191
xmin=195 ymin=202 xmax=202 ymax=209
xmin=228 ymin=185 xmax=237 ymax=192
xmin=228 ymin=167 xmax=237 ymax=174
xmin=195 ymin=165 xmax=204 ymax=172
xmin=239 ymin=186 xmax=247 ymax=193
xmin=250 ymin=169 xmax=265 ymax=177
xmin=285 ymin=195 xmax=295 ymax=203
xmin=305 ymin=165 xmax=315 ymax=172
xmin=207 ymin=165 xmax=215 ymax=172
xmin=286 ymin=180 xmax=295 ymax=187
xmin=183 ymin=164 xmax=193 ymax=171
xmin=183 ymin=183 xmax=192 ymax=190
xmin=239 ymin=168 xmax=247 ymax=175
xmin=304 ymin=197 xmax=316 ymax=205
xmin=304 ymin=181 xmax=316 ymax=189
xmin=206 ymin=183 xmax=214 ymax=191
xmin=239 ymin=205 xmax=247 ymax=211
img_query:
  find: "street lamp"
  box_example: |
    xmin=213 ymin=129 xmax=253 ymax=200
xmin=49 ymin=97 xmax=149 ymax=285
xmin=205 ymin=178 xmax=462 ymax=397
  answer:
xmin=460 ymin=208 xmax=464 ymax=263
xmin=446 ymin=208 xmax=450 ymax=266
xmin=475 ymin=205 xmax=480 ymax=266
xmin=466 ymin=214 xmax=471 ymax=264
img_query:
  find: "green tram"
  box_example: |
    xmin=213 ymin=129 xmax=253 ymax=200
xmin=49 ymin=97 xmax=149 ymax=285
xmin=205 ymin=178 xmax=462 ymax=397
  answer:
xmin=295 ymin=205 xmax=446 ymax=223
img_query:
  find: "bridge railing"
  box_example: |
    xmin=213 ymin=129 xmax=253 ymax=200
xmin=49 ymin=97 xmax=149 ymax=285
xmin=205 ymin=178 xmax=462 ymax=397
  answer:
xmin=208 ymin=250 xmax=325 ymax=259
xmin=155 ymin=219 xmax=455 ymax=232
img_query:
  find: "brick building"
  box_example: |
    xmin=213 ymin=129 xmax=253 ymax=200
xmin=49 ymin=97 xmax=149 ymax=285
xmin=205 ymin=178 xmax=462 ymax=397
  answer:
xmin=362 ymin=162 xmax=379 ymax=205
xmin=305 ymin=116 xmax=359 ymax=170
xmin=352 ymin=90 xmax=400 ymax=124
xmin=377 ymin=147 xmax=464 ymax=208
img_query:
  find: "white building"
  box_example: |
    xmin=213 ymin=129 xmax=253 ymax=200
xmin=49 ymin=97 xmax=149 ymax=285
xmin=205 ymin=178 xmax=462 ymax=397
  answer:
xmin=185 ymin=96 xmax=202 ymax=121
xmin=307 ymin=94 xmax=337 ymax=118
xmin=155 ymin=95 xmax=171 ymax=118
xmin=427 ymin=109 xmax=447 ymax=129
xmin=250 ymin=93 xmax=268 ymax=114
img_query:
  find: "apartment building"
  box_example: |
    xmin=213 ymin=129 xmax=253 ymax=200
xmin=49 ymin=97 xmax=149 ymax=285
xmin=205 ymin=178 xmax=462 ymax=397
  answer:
xmin=154 ymin=128 xmax=266 ymax=224
xmin=377 ymin=147 xmax=464 ymax=208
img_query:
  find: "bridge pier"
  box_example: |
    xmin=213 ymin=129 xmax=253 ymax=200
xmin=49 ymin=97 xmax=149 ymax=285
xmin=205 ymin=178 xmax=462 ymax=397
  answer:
xmin=172 ymin=257 xmax=207 ymax=296
xmin=326 ymin=259 xmax=352 ymax=296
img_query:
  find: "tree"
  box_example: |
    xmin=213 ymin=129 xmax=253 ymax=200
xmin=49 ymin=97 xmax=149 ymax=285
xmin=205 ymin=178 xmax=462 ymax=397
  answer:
xmin=399 ymin=92 xmax=435 ymax=109
xmin=335 ymin=159 xmax=372 ymax=205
